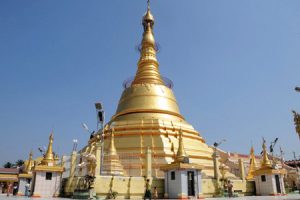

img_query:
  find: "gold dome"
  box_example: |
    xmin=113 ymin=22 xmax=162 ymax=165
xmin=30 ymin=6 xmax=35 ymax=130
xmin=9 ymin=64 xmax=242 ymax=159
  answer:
xmin=113 ymin=84 xmax=183 ymax=121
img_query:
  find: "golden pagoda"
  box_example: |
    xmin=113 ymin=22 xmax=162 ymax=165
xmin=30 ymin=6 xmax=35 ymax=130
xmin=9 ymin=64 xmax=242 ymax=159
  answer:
xmin=246 ymin=146 xmax=257 ymax=180
xmin=99 ymin=2 xmax=215 ymax=178
xmin=253 ymin=139 xmax=286 ymax=176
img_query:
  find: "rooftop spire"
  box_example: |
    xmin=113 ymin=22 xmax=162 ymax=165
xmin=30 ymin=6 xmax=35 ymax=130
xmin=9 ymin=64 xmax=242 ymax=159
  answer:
xmin=261 ymin=138 xmax=272 ymax=168
xmin=246 ymin=145 xmax=257 ymax=180
xmin=41 ymin=133 xmax=55 ymax=165
xmin=108 ymin=128 xmax=117 ymax=155
xmin=175 ymin=129 xmax=189 ymax=163
xmin=25 ymin=151 xmax=33 ymax=172
xmin=132 ymin=0 xmax=164 ymax=85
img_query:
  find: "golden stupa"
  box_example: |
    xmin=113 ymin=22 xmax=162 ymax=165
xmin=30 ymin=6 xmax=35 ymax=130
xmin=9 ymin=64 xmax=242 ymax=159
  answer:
xmin=98 ymin=4 xmax=215 ymax=178
xmin=246 ymin=146 xmax=257 ymax=180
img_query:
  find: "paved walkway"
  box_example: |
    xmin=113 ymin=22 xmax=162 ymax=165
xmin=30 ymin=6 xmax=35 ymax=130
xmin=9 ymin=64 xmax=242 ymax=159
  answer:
xmin=0 ymin=194 xmax=299 ymax=200
xmin=206 ymin=194 xmax=300 ymax=200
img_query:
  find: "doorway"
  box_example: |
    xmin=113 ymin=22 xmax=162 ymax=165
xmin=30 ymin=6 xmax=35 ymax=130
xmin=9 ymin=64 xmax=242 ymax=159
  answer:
xmin=187 ymin=171 xmax=195 ymax=196
xmin=275 ymin=175 xmax=281 ymax=194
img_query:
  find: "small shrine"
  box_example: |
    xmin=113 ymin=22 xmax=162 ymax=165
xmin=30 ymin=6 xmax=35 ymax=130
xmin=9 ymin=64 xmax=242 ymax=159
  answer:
xmin=253 ymin=139 xmax=286 ymax=196
xmin=161 ymin=129 xmax=204 ymax=199
xmin=31 ymin=133 xmax=64 ymax=198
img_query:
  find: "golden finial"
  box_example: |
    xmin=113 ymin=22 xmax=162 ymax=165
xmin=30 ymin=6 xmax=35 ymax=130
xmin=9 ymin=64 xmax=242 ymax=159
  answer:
xmin=108 ymin=128 xmax=117 ymax=155
xmin=261 ymin=138 xmax=271 ymax=168
xmin=175 ymin=129 xmax=189 ymax=163
xmin=132 ymin=0 xmax=164 ymax=85
xmin=246 ymin=145 xmax=257 ymax=180
xmin=25 ymin=151 xmax=33 ymax=172
xmin=41 ymin=133 xmax=55 ymax=165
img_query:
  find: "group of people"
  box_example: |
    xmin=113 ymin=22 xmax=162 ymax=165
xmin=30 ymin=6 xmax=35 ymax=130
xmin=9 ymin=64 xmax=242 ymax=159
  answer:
xmin=144 ymin=179 xmax=158 ymax=200
xmin=0 ymin=182 xmax=30 ymax=197
xmin=5 ymin=183 xmax=18 ymax=197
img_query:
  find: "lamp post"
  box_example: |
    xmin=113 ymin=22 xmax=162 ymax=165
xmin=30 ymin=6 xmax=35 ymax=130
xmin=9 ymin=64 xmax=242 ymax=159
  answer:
xmin=72 ymin=139 xmax=78 ymax=152
xmin=213 ymin=139 xmax=226 ymax=181
xmin=269 ymin=138 xmax=278 ymax=167
xmin=95 ymin=102 xmax=105 ymax=176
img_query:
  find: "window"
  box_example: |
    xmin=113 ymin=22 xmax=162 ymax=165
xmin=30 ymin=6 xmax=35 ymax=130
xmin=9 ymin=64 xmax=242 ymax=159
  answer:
xmin=261 ymin=175 xmax=266 ymax=182
xmin=171 ymin=171 xmax=175 ymax=180
xmin=46 ymin=172 xmax=52 ymax=180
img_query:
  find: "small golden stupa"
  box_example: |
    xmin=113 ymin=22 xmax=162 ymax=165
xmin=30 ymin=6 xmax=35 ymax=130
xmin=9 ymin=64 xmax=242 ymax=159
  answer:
xmin=246 ymin=146 xmax=257 ymax=180
xmin=33 ymin=133 xmax=64 ymax=171
xmin=99 ymin=2 xmax=215 ymax=178
xmin=102 ymin=128 xmax=124 ymax=176
xmin=253 ymin=140 xmax=286 ymax=176
xmin=18 ymin=151 xmax=34 ymax=179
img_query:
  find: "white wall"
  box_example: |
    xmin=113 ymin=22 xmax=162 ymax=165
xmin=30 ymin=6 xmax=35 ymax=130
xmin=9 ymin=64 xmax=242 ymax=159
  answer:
xmin=33 ymin=171 xmax=61 ymax=197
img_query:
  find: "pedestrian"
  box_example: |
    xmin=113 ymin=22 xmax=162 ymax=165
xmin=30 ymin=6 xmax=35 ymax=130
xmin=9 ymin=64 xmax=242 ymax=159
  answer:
xmin=13 ymin=184 xmax=17 ymax=195
xmin=153 ymin=186 xmax=158 ymax=199
xmin=7 ymin=182 xmax=12 ymax=197
xmin=25 ymin=182 xmax=30 ymax=197
xmin=144 ymin=179 xmax=151 ymax=200
xmin=227 ymin=180 xmax=233 ymax=198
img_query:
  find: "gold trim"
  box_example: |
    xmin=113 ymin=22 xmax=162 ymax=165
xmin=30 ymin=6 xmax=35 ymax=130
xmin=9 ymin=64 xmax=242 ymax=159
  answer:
xmin=33 ymin=165 xmax=64 ymax=173
xmin=112 ymin=109 xmax=185 ymax=120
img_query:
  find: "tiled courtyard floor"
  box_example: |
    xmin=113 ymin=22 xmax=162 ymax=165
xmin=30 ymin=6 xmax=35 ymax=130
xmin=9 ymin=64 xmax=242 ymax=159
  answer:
xmin=205 ymin=194 xmax=300 ymax=200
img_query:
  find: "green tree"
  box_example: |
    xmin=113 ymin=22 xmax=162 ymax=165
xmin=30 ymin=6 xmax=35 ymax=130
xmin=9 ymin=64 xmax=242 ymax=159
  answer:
xmin=15 ymin=159 xmax=24 ymax=167
xmin=3 ymin=162 xmax=13 ymax=168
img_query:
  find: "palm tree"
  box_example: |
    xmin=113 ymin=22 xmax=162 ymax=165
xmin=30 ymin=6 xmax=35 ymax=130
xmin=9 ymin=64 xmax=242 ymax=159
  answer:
xmin=3 ymin=162 xmax=13 ymax=168
xmin=15 ymin=160 xmax=24 ymax=167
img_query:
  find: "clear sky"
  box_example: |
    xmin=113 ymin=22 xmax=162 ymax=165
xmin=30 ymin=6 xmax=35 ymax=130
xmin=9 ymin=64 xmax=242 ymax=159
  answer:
xmin=0 ymin=0 xmax=299 ymax=166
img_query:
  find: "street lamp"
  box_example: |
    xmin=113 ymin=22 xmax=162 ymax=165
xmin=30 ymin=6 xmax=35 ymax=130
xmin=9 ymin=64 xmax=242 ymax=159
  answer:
xmin=72 ymin=139 xmax=78 ymax=151
xmin=95 ymin=102 xmax=105 ymax=176
xmin=212 ymin=139 xmax=226 ymax=180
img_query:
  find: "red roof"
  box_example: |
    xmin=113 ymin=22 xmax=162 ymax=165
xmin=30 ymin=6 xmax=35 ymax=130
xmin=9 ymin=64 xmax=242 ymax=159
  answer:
xmin=0 ymin=168 xmax=19 ymax=174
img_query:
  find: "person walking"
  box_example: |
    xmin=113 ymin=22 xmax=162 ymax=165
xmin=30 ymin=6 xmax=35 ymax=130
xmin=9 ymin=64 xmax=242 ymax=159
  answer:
xmin=7 ymin=183 xmax=12 ymax=197
xmin=153 ymin=187 xmax=158 ymax=199
xmin=227 ymin=180 xmax=233 ymax=198
xmin=144 ymin=179 xmax=152 ymax=200
xmin=25 ymin=182 xmax=30 ymax=197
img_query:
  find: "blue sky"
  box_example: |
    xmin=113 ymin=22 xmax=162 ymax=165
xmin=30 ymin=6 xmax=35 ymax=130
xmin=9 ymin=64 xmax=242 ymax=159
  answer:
xmin=0 ymin=0 xmax=299 ymax=165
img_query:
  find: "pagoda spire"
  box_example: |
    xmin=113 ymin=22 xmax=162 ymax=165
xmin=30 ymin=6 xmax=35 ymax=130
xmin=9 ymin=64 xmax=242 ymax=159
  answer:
xmin=25 ymin=151 xmax=33 ymax=172
xmin=261 ymin=138 xmax=272 ymax=169
xmin=108 ymin=128 xmax=117 ymax=156
xmin=174 ymin=129 xmax=189 ymax=163
xmin=102 ymin=128 xmax=124 ymax=176
xmin=132 ymin=0 xmax=164 ymax=85
xmin=41 ymin=133 xmax=55 ymax=165
xmin=246 ymin=146 xmax=257 ymax=180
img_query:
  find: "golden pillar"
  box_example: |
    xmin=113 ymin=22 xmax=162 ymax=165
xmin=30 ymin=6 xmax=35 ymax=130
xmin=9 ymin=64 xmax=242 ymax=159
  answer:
xmin=213 ymin=148 xmax=220 ymax=181
xmin=145 ymin=147 xmax=152 ymax=178
xmin=95 ymin=143 xmax=101 ymax=176
xmin=238 ymin=159 xmax=245 ymax=180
